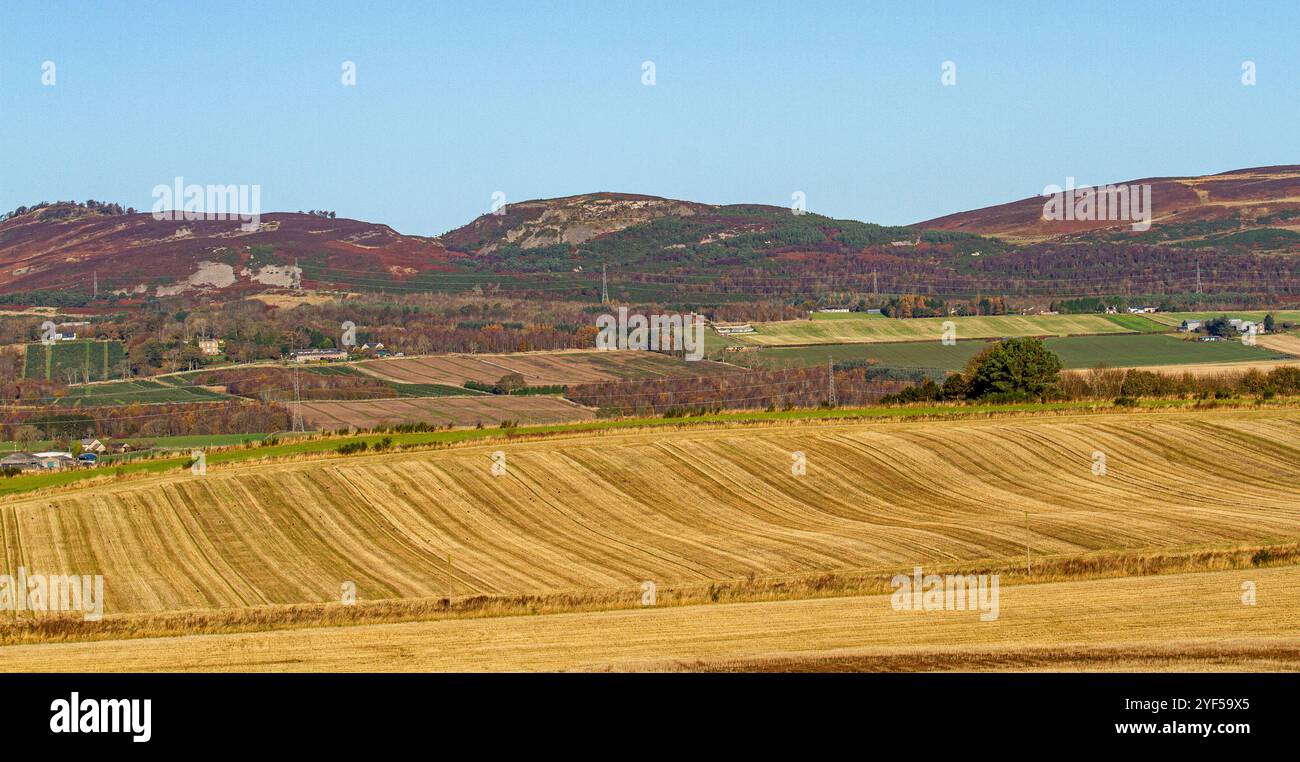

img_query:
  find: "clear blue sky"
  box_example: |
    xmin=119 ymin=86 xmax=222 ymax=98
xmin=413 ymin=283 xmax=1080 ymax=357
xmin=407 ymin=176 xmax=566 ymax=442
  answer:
xmin=2 ymin=0 xmax=1297 ymax=235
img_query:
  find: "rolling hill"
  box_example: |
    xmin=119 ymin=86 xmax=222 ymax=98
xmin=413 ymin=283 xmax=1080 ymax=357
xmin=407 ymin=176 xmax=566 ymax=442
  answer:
xmin=0 ymin=202 xmax=456 ymax=300
xmin=3 ymin=408 xmax=1297 ymax=614
xmin=919 ymin=165 xmax=1300 ymax=247
xmin=4 ymin=166 xmax=1300 ymax=304
xmin=439 ymin=192 xmax=714 ymax=253
xmin=1 ymin=407 xmax=1299 ymax=671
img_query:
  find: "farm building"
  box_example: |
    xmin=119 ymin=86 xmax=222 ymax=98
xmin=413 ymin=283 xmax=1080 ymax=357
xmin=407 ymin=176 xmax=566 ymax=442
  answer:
xmin=291 ymin=349 xmax=349 ymax=363
xmin=33 ymin=452 xmax=76 ymax=470
xmin=0 ymin=452 xmax=43 ymax=472
xmin=79 ymin=438 xmax=107 ymax=453
xmin=1178 ymin=320 xmax=1202 ymax=332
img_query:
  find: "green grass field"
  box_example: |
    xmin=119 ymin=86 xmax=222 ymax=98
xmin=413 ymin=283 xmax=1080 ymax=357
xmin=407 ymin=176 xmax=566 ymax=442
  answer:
xmin=52 ymin=380 xmax=231 ymax=407
xmin=809 ymin=311 xmax=886 ymax=321
xmin=158 ymin=366 xmax=470 ymax=399
xmin=737 ymin=313 xmax=1164 ymax=346
xmin=1046 ymin=333 xmax=1291 ymax=368
xmin=388 ymin=382 xmax=483 ymax=397
xmin=1143 ymin=310 xmax=1300 ymax=328
xmin=725 ymin=333 xmax=1292 ymax=372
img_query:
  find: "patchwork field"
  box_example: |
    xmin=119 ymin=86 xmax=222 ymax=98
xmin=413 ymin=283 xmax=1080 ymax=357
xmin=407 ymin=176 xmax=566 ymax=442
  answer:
xmin=1 ymin=408 xmax=1296 ymax=615
xmin=737 ymin=313 xmax=1161 ymax=346
xmin=7 ymin=566 xmax=1297 ymax=672
xmin=297 ymin=394 xmax=594 ymax=429
xmin=50 ymin=379 xmax=231 ymax=407
xmin=728 ymin=333 xmax=1293 ymax=372
xmin=358 ymin=350 xmax=737 ymax=386
xmin=158 ymin=366 xmax=472 ymax=400
xmin=1144 ymin=310 xmax=1300 ymax=328
xmin=1047 ymin=333 xmax=1291 ymax=368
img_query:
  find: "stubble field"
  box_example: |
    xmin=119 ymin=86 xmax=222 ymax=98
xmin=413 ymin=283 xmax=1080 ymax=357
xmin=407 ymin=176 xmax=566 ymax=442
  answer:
xmin=1 ymin=407 xmax=1297 ymax=671
xmin=736 ymin=313 xmax=1160 ymax=346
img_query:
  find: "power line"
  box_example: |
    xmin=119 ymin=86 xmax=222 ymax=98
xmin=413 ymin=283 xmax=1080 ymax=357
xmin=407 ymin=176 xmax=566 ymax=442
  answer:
xmin=827 ymin=356 xmax=837 ymax=407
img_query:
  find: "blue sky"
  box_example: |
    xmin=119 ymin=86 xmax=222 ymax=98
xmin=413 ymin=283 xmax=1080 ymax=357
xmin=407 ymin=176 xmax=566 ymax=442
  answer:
xmin=2 ymin=0 xmax=1297 ymax=235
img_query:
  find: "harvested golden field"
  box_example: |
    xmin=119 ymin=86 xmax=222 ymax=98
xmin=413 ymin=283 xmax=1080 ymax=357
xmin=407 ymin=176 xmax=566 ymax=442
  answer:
xmin=3 ymin=566 xmax=1297 ymax=672
xmin=358 ymin=349 xmax=737 ymax=386
xmin=1 ymin=408 xmax=1297 ymax=618
xmin=1110 ymin=359 xmax=1300 ymax=376
xmin=1258 ymin=333 xmax=1300 ymax=357
xmin=739 ymin=313 xmax=1155 ymax=346
xmin=297 ymin=395 xmax=594 ymax=429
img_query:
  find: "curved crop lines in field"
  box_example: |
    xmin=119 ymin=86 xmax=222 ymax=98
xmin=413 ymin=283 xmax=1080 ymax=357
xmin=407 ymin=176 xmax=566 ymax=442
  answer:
xmin=2 ymin=411 xmax=1299 ymax=616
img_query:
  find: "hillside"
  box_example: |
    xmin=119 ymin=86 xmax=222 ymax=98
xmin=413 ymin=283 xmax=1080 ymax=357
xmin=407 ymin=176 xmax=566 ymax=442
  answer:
xmin=4 ymin=409 xmax=1297 ymax=614
xmin=0 ymin=202 xmax=455 ymax=300
xmin=4 ymin=166 xmax=1300 ymax=305
xmin=919 ymin=165 xmax=1300 ymax=248
xmin=440 ymin=192 xmax=714 ymax=253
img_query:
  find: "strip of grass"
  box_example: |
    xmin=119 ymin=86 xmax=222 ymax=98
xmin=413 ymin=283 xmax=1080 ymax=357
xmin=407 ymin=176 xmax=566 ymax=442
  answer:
xmin=1144 ymin=310 xmax=1300 ymax=328
xmin=53 ymin=380 xmax=230 ymax=406
xmin=742 ymin=313 xmax=1163 ymax=346
xmin=725 ymin=333 xmax=1290 ymax=372
xmin=388 ymin=382 xmax=483 ymax=397
xmin=1045 ymin=333 xmax=1290 ymax=368
xmin=1101 ymin=313 xmax=1168 ymax=331
xmin=809 ymin=311 xmax=886 ymax=321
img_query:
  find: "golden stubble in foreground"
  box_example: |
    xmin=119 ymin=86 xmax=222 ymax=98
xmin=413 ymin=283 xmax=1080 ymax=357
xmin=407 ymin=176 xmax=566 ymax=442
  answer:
xmin=1 ymin=566 xmax=1296 ymax=672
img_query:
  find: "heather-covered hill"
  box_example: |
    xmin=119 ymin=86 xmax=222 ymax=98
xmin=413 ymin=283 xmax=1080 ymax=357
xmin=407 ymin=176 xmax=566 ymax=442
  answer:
xmin=0 ymin=202 xmax=455 ymax=301
xmin=919 ymin=165 xmax=1300 ymax=250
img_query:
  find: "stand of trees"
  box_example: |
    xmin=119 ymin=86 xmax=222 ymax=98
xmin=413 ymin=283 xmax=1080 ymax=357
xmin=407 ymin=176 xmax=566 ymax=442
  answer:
xmin=567 ymin=366 xmax=912 ymax=416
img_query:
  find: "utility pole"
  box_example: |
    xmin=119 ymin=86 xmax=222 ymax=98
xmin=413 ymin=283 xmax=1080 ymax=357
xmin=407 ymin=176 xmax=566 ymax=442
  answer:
xmin=291 ymin=364 xmax=304 ymax=432
xmin=601 ymin=263 xmax=609 ymax=305
xmin=827 ymin=356 xmax=836 ymax=407
xmin=872 ymin=270 xmax=878 ymax=297
xmin=289 ymin=337 xmax=304 ymax=432
xmin=92 ymin=271 xmax=97 ymax=300
xmin=1196 ymin=260 xmax=1202 ymax=295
